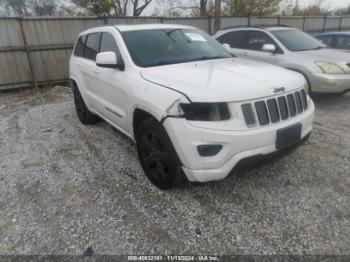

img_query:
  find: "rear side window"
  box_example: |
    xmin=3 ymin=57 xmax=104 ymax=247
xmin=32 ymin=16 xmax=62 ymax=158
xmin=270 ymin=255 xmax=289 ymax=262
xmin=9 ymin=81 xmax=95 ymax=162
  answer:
xmin=246 ymin=31 xmax=275 ymax=51
xmin=74 ymin=35 xmax=86 ymax=57
xmin=84 ymin=33 xmax=101 ymax=61
xmin=218 ymin=31 xmax=248 ymax=49
xmin=100 ymin=32 xmax=122 ymax=60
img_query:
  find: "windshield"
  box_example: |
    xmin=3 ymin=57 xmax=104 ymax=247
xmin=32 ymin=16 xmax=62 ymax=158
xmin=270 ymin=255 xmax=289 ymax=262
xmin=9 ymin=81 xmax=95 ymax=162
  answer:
xmin=271 ymin=29 xmax=326 ymax=52
xmin=121 ymin=28 xmax=232 ymax=67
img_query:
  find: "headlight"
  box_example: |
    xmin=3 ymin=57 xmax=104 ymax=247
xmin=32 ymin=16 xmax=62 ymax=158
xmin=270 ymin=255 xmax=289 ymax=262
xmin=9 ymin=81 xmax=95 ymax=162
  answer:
xmin=315 ymin=61 xmax=345 ymax=74
xmin=180 ymin=103 xmax=231 ymax=121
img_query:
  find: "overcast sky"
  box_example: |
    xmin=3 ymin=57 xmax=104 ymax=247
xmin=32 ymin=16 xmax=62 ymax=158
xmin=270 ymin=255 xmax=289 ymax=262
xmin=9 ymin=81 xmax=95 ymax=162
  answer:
xmin=300 ymin=0 xmax=349 ymax=9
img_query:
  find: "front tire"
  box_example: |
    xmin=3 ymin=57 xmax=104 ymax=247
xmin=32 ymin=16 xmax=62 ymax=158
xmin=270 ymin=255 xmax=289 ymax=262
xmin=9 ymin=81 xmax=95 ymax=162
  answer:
xmin=73 ymin=86 xmax=100 ymax=125
xmin=136 ymin=118 xmax=187 ymax=189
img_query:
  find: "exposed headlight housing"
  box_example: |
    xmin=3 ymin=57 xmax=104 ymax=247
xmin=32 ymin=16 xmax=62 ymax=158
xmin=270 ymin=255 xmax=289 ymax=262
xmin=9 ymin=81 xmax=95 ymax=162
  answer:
xmin=315 ymin=61 xmax=345 ymax=74
xmin=180 ymin=103 xmax=231 ymax=121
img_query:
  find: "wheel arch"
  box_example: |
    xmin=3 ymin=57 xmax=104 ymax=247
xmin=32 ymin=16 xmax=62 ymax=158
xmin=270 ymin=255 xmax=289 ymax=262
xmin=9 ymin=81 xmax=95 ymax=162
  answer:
xmin=70 ymin=78 xmax=78 ymax=90
xmin=132 ymin=107 xmax=160 ymax=138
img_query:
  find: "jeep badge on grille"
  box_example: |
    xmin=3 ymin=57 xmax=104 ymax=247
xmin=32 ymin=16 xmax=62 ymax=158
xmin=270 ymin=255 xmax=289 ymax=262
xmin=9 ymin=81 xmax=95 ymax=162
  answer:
xmin=274 ymin=87 xmax=286 ymax=93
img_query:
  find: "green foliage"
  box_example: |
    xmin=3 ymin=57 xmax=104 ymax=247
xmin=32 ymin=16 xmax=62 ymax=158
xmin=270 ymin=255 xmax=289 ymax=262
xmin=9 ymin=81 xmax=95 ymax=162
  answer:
xmin=71 ymin=0 xmax=113 ymax=16
xmin=4 ymin=0 xmax=66 ymax=16
xmin=192 ymin=0 xmax=215 ymax=16
xmin=71 ymin=0 xmax=153 ymax=16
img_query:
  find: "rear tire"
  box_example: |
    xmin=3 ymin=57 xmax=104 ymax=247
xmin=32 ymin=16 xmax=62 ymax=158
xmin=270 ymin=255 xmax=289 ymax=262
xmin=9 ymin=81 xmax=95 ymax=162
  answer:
xmin=73 ymin=86 xmax=100 ymax=125
xmin=136 ymin=117 xmax=188 ymax=189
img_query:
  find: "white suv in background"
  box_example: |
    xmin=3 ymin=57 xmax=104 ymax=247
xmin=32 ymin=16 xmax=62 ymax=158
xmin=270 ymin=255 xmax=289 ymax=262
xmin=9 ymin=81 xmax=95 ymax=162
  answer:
xmin=69 ymin=24 xmax=314 ymax=189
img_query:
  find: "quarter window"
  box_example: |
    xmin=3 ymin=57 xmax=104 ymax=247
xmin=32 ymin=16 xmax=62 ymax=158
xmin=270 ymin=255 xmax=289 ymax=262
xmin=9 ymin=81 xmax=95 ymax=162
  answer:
xmin=84 ymin=33 xmax=101 ymax=61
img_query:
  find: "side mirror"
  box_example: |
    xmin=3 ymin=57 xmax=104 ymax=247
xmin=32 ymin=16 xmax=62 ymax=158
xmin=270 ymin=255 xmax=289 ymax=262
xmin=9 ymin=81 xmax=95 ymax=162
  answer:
xmin=262 ymin=44 xmax=276 ymax=53
xmin=96 ymin=51 xmax=123 ymax=69
xmin=223 ymin=43 xmax=231 ymax=51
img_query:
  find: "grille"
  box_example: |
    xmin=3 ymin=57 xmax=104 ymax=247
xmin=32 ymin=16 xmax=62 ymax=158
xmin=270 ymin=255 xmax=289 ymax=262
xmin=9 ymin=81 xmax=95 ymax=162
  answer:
xmin=267 ymin=99 xmax=280 ymax=123
xmin=241 ymin=89 xmax=308 ymax=128
xmin=241 ymin=103 xmax=256 ymax=127
xmin=277 ymin=96 xmax=289 ymax=120
xmin=300 ymin=89 xmax=308 ymax=109
xmin=294 ymin=92 xmax=303 ymax=114
xmin=255 ymin=101 xmax=270 ymax=126
xmin=287 ymin=94 xmax=297 ymax=117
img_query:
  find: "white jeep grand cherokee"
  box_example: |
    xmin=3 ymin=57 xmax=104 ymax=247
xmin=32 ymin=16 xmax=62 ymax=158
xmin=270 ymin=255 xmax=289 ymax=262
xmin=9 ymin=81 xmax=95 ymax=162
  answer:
xmin=69 ymin=24 xmax=314 ymax=189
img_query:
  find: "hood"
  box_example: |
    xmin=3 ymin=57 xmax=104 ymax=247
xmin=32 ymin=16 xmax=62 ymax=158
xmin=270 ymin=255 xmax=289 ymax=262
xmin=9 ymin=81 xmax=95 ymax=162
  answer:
xmin=296 ymin=48 xmax=350 ymax=63
xmin=141 ymin=58 xmax=305 ymax=102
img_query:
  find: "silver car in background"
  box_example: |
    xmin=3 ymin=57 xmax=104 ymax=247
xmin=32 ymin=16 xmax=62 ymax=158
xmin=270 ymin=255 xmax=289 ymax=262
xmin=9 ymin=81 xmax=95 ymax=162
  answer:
xmin=214 ymin=26 xmax=350 ymax=94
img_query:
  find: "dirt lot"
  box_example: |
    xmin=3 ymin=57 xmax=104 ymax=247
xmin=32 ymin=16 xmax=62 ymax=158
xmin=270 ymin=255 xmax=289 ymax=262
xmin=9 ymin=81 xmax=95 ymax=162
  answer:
xmin=0 ymin=86 xmax=349 ymax=256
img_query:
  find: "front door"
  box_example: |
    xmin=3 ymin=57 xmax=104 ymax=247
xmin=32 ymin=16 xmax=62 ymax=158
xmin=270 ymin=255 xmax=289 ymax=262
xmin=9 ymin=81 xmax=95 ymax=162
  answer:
xmin=93 ymin=31 xmax=131 ymax=132
xmin=243 ymin=30 xmax=280 ymax=64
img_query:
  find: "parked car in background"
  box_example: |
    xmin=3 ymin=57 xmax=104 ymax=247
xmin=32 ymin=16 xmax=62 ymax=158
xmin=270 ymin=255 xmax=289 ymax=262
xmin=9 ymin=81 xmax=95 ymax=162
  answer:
xmin=214 ymin=26 xmax=350 ymax=94
xmin=70 ymin=24 xmax=314 ymax=189
xmin=315 ymin=31 xmax=350 ymax=51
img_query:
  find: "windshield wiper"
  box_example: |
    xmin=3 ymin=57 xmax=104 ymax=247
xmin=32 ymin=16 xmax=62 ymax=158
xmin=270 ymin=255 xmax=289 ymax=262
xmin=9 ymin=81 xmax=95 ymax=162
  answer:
xmin=146 ymin=56 xmax=231 ymax=67
xmin=149 ymin=60 xmax=176 ymax=66
xmin=313 ymin=46 xmax=327 ymax=50
xmin=190 ymin=56 xmax=229 ymax=62
xmin=294 ymin=46 xmax=327 ymax=52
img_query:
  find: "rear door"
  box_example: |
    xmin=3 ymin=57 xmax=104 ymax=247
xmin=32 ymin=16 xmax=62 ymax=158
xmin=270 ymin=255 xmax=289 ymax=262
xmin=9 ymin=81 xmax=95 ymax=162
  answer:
xmin=78 ymin=32 xmax=102 ymax=110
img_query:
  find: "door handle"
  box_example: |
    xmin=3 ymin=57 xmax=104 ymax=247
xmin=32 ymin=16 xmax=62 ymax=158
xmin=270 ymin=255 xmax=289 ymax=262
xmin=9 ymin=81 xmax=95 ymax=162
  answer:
xmin=93 ymin=68 xmax=100 ymax=74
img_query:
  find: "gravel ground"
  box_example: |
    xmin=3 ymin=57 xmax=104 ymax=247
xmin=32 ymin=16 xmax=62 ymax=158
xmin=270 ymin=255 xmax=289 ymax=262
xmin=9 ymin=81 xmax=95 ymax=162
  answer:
xmin=0 ymin=86 xmax=349 ymax=256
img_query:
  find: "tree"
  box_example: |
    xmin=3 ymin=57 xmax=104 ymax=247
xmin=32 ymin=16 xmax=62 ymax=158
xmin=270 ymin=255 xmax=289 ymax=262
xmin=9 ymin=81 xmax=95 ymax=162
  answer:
xmin=222 ymin=0 xmax=282 ymax=16
xmin=72 ymin=0 xmax=153 ymax=16
xmin=111 ymin=0 xmax=129 ymax=16
xmin=192 ymin=0 xmax=215 ymax=16
xmin=283 ymin=0 xmax=331 ymax=16
xmin=335 ymin=5 xmax=350 ymax=15
xmin=29 ymin=0 xmax=58 ymax=16
xmin=71 ymin=0 xmax=113 ymax=16
xmin=5 ymin=0 xmax=28 ymax=16
xmin=152 ymin=0 xmax=181 ymax=17
xmin=131 ymin=0 xmax=152 ymax=16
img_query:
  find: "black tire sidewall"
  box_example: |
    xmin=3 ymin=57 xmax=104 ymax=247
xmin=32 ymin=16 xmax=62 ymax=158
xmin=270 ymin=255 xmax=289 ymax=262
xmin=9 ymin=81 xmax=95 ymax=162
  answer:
xmin=136 ymin=118 xmax=183 ymax=189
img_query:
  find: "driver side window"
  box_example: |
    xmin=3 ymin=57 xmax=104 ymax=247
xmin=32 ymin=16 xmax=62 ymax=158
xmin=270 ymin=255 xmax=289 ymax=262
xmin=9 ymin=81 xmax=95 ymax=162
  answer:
xmin=246 ymin=31 xmax=276 ymax=51
xmin=100 ymin=32 xmax=123 ymax=61
xmin=335 ymin=36 xmax=350 ymax=50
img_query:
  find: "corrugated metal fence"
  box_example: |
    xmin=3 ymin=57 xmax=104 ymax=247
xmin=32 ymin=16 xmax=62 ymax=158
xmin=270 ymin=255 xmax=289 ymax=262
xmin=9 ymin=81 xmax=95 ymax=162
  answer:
xmin=1 ymin=15 xmax=350 ymax=91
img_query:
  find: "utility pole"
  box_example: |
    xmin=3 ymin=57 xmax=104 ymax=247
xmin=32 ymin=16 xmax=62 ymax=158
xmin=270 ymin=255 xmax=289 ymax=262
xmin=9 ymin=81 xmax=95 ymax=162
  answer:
xmin=214 ymin=0 xmax=221 ymax=33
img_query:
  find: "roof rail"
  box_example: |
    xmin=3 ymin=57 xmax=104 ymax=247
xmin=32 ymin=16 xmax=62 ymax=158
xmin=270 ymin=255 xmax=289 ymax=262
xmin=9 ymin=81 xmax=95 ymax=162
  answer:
xmin=221 ymin=24 xmax=289 ymax=30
